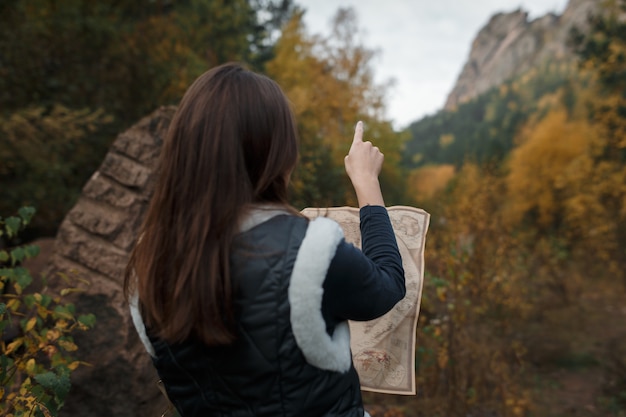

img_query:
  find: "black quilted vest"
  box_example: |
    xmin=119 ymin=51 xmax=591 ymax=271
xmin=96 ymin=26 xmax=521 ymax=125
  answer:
xmin=148 ymin=215 xmax=364 ymax=417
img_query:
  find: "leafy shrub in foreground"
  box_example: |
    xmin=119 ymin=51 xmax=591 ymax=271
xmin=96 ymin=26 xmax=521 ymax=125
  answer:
xmin=0 ymin=207 xmax=96 ymax=417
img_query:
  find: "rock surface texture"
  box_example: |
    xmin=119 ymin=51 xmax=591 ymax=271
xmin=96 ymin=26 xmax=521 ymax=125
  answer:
xmin=46 ymin=106 xmax=176 ymax=417
xmin=444 ymin=0 xmax=600 ymax=110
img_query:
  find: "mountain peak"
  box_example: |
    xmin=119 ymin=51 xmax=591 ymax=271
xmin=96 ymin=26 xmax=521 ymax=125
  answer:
xmin=444 ymin=0 xmax=599 ymax=110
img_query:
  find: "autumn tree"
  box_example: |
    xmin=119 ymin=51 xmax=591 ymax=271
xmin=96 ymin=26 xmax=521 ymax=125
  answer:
xmin=407 ymin=162 xmax=534 ymax=417
xmin=567 ymin=0 xmax=626 ymax=275
xmin=266 ymin=8 xmax=407 ymax=208
xmin=407 ymin=164 xmax=456 ymax=202
xmin=505 ymin=109 xmax=595 ymax=230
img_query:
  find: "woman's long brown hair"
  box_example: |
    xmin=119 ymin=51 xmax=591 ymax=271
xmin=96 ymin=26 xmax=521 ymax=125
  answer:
xmin=124 ymin=63 xmax=298 ymax=345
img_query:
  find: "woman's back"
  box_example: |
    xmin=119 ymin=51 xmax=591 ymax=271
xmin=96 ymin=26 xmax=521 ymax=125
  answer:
xmin=148 ymin=214 xmax=364 ymax=417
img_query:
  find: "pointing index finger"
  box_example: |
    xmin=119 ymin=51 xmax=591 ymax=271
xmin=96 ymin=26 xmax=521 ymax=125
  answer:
xmin=353 ymin=121 xmax=364 ymax=144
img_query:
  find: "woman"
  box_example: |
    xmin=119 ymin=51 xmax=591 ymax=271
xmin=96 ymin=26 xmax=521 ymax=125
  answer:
xmin=125 ymin=63 xmax=405 ymax=417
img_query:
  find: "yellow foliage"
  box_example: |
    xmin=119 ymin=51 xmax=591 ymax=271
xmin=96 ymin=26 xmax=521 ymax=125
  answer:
xmin=25 ymin=358 xmax=36 ymax=374
xmin=5 ymin=339 xmax=23 ymax=355
xmin=57 ymin=340 xmax=78 ymax=352
xmin=439 ymin=133 xmax=455 ymax=148
xmin=24 ymin=316 xmax=37 ymax=332
xmin=505 ymin=109 xmax=593 ymax=228
xmin=408 ymin=165 xmax=455 ymax=201
xmin=484 ymin=103 xmax=497 ymax=123
xmin=536 ymin=91 xmax=561 ymax=111
xmin=1 ymin=210 xmax=96 ymax=417
xmin=411 ymin=162 xmax=538 ymax=416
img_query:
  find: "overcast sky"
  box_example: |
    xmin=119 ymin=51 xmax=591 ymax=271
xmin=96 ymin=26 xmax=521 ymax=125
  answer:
xmin=296 ymin=0 xmax=570 ymax=129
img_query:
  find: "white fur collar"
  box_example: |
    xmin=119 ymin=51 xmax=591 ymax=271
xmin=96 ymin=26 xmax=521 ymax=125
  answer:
xmin=288 ymin=217 xmax=352 ymax=373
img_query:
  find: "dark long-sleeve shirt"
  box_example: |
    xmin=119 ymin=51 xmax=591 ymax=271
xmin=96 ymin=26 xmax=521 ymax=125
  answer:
xmin=321 ymin=205 xmax=405 ymax=331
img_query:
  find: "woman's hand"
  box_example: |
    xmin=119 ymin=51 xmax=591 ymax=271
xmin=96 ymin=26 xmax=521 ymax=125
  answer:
xmin=344 ymin=121 xmax=385 ymax=208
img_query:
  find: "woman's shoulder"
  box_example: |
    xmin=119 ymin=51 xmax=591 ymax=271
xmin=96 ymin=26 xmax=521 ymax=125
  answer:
xmin=239 ymin=206 xmax=302 ymax=233
xmin=239 ymin=206 xmax=347 ymax=247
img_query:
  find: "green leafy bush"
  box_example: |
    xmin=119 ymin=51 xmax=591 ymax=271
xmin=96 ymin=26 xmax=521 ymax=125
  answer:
xmin=0 ymin=207 xmax=96 ymax=417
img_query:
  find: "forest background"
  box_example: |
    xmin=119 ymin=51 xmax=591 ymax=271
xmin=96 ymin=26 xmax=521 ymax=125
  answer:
xmin=0 ymin=0 xmax=625 ymax=416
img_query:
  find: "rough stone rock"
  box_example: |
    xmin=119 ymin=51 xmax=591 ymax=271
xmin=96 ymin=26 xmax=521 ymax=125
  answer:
xmin=444 ymin=0 xmax=600 ymax=110
xmin=45 ymin=106 xmax=176 ymax=417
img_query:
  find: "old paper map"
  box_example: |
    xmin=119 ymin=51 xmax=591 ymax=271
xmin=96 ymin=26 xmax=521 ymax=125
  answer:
xmin=301 ymin=206 xmax=430 ymax=395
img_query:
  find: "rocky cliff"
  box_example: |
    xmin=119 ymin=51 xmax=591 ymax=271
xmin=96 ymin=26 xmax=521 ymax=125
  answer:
xmin=444 ymin=0 xmax=599 ymax=110
xmin=45 ymin=107 xmax=176 ymax=417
